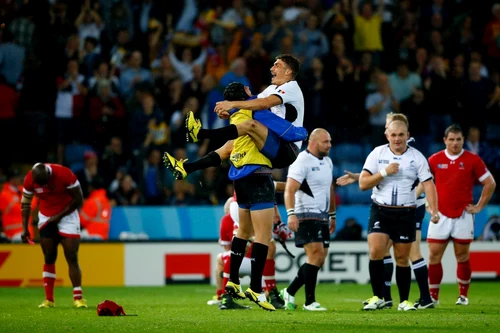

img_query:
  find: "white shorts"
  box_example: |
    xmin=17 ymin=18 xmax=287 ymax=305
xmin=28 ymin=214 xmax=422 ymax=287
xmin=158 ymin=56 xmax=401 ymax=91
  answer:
xmin=427 ymin=211 xmax=474 ymax=243
xmin=38 ymin=210 xmax=81 ymax=238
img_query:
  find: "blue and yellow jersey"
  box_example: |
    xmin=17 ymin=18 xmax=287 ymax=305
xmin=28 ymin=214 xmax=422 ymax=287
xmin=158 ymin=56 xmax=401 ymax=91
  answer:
xmin=228 ymin=108 xmax=272 ymax=180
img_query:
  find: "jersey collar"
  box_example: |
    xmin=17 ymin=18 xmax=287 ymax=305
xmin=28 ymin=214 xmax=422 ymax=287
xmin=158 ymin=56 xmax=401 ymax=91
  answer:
xmin=306 ymin=149 xmax=323 ymax=160
xmin=444 ymin=149 xmax=464 ymax=161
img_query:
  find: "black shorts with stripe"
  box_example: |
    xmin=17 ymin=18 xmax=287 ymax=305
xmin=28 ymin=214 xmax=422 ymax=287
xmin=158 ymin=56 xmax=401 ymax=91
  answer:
xmin=294 ymin=219 xmax=330 ymax=248
xmin=368 ymin=203 xmax=416 ymax=243
xmin=415 ymin=204 xmax=425 ymax=231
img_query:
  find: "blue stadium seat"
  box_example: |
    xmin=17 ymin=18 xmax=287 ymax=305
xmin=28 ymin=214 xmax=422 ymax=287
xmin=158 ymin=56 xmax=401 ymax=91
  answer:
xmin=69 ymin=162 xmax=85 ymax=173
xmin=330 ymin=143 xmax=365 ymax=163
xmin=473 ymin=184 xmax=483 ymax=202
xmin=338 ymin=162 xmax=364 ymax=175
xmin=344 ymin=184 xmax=372 ymax=204
xmin=429 ymin=142 xmax=444 ymax=155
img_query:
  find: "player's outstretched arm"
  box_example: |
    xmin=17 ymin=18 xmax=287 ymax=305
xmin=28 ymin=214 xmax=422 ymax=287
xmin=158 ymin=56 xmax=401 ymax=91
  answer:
xmin=215 ymin=95 xmax=282 ymax=117
xmin=336 ymin=170 xmax=360 ymax=186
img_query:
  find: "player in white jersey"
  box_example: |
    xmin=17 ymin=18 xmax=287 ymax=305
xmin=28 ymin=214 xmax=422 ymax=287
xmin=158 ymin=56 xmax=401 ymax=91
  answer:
xmin=336 ymin=113 xmax=435 ymax=309
xmin=163 ymin=54 xmax=306 ymax=179
xmin=279 ymin=129 xmax=336 ymax=311
xmin=359 ymin=120 xmax=439 ymax=311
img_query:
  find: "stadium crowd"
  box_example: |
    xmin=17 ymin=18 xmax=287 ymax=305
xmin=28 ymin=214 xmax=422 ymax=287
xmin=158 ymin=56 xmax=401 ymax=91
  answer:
xmin=1 ymin=0 xmax=500 ymax=207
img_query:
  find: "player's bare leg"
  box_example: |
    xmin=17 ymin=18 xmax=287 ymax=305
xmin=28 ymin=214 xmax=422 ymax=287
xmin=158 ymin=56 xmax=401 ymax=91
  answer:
xmin=453 ymin=241 xmax=471 ymax=305
xmin=61 ymin=237 xmax=87 ymax=308
xmin=235 ymin=120 xmax=269 ymax=150
xmin=428 ymin=241 xmax=448 ymax=302
xmin=39 ymin=237 xmax=59 ymax=308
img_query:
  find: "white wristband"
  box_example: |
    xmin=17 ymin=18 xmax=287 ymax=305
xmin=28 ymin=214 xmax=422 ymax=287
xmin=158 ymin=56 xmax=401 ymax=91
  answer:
xmin=380 ymin=168 xmax=388 ymax=178
xmin=286 ymin=208 xmax=295 ymax=216
xmin=273 ymin=181 xmax=277 ymax=189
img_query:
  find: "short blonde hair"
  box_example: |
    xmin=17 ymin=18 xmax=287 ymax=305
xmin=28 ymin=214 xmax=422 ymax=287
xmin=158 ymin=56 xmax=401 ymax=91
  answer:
xmin=386 ymin=112 xmax=409 ymax=129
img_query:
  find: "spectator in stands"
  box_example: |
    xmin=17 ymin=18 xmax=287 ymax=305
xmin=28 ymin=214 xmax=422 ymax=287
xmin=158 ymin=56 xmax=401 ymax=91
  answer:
xmin=75 ymin=151 xmax=101 ymax=199
xmin=7 ymin=4 xmax=34 ymax=53
xmin=141 ymin=148 xmax=167 ymax=205
xmin=88 ymin=61 xmax=120 ymax=97
xmin=424 ymin=55 xmax=454 ymax=141
xmin=483 ymin=4 xmax=500 ymax=68
xmin=243 ymin=33 xmax=271 ymax=92
xmin=109 ymin=174 xmax=143 ymax=206
xmin=168 ymin=45 xmax=207 ymax=83
xmin=80 ymin=179 xmax=111 ymax=241
xmin=0 ymin=29 xmax=25 ymax=87
xmin=388 ymin=61 xmax=421 ymax=103
xmin=219 ymin=57 xmax=251 ymax=91
xmin=88 ymin=79 xmax=125 ymax=150
xmin=55 ymin=59 xmax=87 ymax=164
xmin=0 ymin=75 xmax=19 ymax=170
xmin=101 ymin=137 xmax=130 ymax=189
xmin=129 ymin=92 xmax=163 ymax=153
xmin=334 ymin=217 xmax=363 ymax=241
xmin=293 ymin=14 xmax=329 ymax=70
xmin=365 ymin=73 xmax=399 ymax=147
xmin=81 ymin=37 xmax=101 ymax=80
xmin=119 ymin=50 xmax=153 ymax=99
xmin=110 ymin=28 xmax=132 ymax=74
xmin=75 ymin=2 xmax=104 ymax=51
xmin=352 ymin=0 xmax=384 ymax=65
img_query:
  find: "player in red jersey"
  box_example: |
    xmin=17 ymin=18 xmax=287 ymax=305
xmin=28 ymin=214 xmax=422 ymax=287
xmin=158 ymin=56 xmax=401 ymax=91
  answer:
xmin=21 ymin=163 xmax=87 ymax=308
xmin=427 ymin=125 xmax=496 ymax=305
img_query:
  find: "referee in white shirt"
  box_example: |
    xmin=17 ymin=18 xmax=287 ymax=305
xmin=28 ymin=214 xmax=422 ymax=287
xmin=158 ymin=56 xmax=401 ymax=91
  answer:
xmin=359 ymin=120 xmax=439 ymax=311
xmin=279 ymin=129 xmax=336 ymax=311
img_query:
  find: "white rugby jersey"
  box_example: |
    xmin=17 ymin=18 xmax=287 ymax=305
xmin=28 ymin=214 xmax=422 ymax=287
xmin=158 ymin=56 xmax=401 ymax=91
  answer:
xmin=362 ymin=144 xmax=432 ymax=206
xmin=258 ymin=80 xmax=304 ymax=149
xmin=287 ymin=150 xmax=333 ymax=218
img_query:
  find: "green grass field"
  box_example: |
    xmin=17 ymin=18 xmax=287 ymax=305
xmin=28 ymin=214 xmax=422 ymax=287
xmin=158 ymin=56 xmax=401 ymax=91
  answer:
xmin=1 ymin=283 xmax=499 ymax=333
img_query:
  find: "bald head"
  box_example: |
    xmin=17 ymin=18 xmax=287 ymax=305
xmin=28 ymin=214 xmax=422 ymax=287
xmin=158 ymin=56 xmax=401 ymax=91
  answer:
xmin=308 ymin=128 xmax=331 ymax=158
xmin=309 ymin=128 xmax=329 ymax=141
xmin=32 ymin=163 xmax=50 ymax=185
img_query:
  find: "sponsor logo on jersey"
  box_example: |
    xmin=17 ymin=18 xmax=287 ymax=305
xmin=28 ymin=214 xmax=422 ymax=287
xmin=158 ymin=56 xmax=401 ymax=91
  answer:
xmin=312 ymin=167 xmax=320 ymax=171
xmin=378 ymin=160 xmax=389 ymax=164
xmin=437 ymin=164 xmax=448 ymax=169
